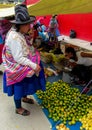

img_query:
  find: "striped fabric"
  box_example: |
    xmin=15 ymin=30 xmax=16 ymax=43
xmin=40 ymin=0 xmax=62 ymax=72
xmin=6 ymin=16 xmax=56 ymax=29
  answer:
xmin=2 ymin=45 xmax=40 ymax=86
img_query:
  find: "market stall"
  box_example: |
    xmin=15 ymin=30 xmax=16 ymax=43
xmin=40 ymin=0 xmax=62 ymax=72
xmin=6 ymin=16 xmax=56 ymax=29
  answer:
xmin=33 ymin=34 xmax=92 ymax=130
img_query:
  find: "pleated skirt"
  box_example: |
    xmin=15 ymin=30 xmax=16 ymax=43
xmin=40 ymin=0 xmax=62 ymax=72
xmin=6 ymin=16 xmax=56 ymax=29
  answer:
xmin=3 ymin=63 xmax=46 ymax=100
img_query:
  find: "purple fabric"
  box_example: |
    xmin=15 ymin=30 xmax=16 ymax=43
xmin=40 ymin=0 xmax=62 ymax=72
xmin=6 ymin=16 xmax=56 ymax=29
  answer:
xmin=0 ymin=20 xmax=12 ymax=41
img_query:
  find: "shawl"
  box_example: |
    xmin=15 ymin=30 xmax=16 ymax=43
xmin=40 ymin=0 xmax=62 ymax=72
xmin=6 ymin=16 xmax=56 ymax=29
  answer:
xmin=2 ymin=45 xmax=40 ymax=86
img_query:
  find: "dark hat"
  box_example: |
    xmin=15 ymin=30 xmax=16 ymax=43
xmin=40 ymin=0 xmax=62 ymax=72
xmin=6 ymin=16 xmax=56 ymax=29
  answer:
xmin=11 ymin=4 xmax=36 ymax=24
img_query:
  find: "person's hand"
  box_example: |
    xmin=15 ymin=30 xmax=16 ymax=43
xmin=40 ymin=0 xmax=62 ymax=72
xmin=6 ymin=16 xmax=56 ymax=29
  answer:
xmin=27 ymin=70 xmax=35 ymax=77
xmin=34 ymin=64 xmax=41 ymax=76
xmin=69 ymin=61 xmax=77 ymax=68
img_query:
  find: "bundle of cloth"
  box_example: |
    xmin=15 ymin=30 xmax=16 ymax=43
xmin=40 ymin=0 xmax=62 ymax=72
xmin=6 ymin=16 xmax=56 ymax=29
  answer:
xmin=0 ymin=19 xmax=12 ymax=64
xmin=0 ymin=19 xmax=12 ymax=43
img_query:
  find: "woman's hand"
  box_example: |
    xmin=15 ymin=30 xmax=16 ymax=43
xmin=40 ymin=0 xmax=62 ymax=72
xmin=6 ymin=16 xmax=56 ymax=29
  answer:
xmin=34 ymin=64 xmax=41 ymax=76
xmin=34 ymin=64 xmax=41 ymax=73
xmin=27 ymin=70 xmax=35 ymax=77
xmin=27 ymin=64 xmax=41 ymax=77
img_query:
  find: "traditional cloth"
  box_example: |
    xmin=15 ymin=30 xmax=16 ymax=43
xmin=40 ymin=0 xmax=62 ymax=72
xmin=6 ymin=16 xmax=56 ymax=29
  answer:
xmin=2 ymin=45 xmax=35 ymax=85
xmin=3 ymin=62 xmax=46 ymax=99
xmin=0 ymin=20 xmax=11 ymax=64
xmin=0 ymin=19 xmax=12 ymax=42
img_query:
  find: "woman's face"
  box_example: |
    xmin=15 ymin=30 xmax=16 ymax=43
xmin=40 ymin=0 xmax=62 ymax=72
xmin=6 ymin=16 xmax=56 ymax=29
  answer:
xmin=20 ymin=23 xmax=31 ymax=34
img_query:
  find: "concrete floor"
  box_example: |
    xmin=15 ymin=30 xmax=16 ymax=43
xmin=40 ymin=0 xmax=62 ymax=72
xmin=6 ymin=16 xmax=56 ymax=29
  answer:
xmin=0 ymin=64 xmax=51 ymax=130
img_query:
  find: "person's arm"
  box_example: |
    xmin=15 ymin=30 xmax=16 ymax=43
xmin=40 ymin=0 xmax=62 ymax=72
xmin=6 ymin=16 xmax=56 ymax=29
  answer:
xmin=81 ymin=52 xmax=92 ymax=58
xmin=9 ymin=38 xmax=37 ymax=70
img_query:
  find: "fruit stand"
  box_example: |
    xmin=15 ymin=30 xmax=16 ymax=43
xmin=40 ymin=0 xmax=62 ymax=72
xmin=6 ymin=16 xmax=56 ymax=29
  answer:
xmin=32 ymin=34 xmax=92 ymax=130
xmin=33 ymin=54 xmax=91 ymax=129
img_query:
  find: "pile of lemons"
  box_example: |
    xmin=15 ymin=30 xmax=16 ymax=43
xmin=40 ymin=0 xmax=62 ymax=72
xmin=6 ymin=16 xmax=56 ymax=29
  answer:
xmin=36 ymin=80 xmax=92 ymax=129
xmin=79 ymin=109 xmax=92 ymax=130
xmin=56 ymin=123 xmax=70 ymax=130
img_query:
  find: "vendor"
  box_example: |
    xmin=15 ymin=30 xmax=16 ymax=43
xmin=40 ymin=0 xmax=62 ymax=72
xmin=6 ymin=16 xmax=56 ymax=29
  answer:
xmin=65 ymin=47 xmax=92 ymax=67
xmin=62 ymin=47 xmax=92 ymax=84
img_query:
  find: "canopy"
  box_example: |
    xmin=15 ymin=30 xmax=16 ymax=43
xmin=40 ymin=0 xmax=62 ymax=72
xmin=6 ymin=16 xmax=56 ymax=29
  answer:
xmin=0 ymin=5 xmax=32 ymax=18
xmin=0 ymin=7 xmax=15 ymax=18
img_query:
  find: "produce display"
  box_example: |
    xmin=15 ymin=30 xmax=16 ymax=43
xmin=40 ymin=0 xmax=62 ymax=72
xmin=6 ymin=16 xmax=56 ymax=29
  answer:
xmin=50 ymin=53 xmax=65 ymax=63
xmin=36 ymin=80 xmax=92 ymax=130
xmin=44 ymin=67 xmax=58 ymax=77
xmin=40 ymin=52 xmax=53 ymax=63
xmin=40 ymin=51 xmax=66 ymax=64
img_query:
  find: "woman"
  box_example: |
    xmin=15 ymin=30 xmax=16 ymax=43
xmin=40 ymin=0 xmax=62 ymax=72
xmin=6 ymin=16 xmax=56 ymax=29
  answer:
xmin=48 ymin=14 xmax=60 ymax=41
xmin=2 ymin=4 xmax=46 ymax=116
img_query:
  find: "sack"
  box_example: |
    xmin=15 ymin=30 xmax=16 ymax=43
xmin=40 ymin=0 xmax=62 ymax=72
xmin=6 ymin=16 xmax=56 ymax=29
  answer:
xmin=69 ymin=29 xmax=76 ymax=38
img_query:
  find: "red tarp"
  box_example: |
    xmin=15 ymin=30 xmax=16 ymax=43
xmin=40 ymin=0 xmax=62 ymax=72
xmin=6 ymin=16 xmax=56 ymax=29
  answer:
xmin=24 ymin=0 xmax=40 ymax=5
xmin=37 ymin=13 xmax=92 ymax=42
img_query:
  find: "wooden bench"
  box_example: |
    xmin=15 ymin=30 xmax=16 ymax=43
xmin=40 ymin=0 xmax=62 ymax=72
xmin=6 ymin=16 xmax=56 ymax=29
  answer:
xmin=58 ymin=35 xmax=92 ymax=51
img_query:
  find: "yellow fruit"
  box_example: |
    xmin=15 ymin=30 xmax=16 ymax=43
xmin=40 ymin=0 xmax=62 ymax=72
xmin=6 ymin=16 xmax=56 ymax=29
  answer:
xmin=80 ymin=110 xmax=92 ymax=130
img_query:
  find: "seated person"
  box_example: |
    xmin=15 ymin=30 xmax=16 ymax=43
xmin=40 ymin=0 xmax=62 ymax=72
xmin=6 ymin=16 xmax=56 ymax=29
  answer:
xmin=65 ymin=47 xmax=92 ymax=67
xmin=62 ymin=47 xmax=92 ymax=84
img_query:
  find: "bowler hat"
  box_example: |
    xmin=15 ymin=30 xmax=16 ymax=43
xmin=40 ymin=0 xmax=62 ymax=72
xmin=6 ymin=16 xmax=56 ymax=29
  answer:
xmin=11 ymin=4 xmax=36 ymax=24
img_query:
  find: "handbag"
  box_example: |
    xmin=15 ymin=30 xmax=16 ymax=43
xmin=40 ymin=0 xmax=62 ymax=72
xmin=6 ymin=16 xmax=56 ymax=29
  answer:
xmin=69 ymin=29 xmax=76 ymax=38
